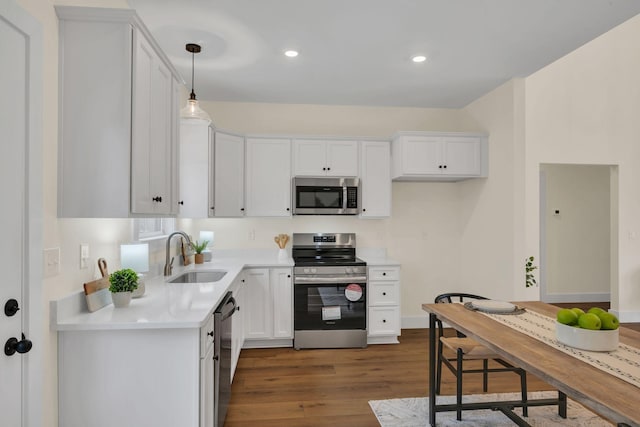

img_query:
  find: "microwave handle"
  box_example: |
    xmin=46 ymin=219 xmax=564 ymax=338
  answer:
xmin=343 ymin=185 xmax=348 ymax=210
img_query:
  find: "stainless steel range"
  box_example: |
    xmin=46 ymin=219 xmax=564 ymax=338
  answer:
xmin=292 ymin=233 xmax=367 ymax=349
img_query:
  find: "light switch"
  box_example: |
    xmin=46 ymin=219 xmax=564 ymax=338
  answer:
xmin=44 ymin=247 xmax=60 ymax=277
xmin=80 ymin=244 xmax=89 ymax=269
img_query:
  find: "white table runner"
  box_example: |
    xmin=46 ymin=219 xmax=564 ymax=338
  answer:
xmin=478 ymin=308 xmax=640 ymax=388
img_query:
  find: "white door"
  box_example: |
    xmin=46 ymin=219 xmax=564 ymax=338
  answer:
xmin=1 ymin=3 xmax=43 ymax=426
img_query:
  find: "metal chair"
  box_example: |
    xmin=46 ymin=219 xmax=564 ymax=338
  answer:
xmin=434 ymin=292 xmax=528 ymax=421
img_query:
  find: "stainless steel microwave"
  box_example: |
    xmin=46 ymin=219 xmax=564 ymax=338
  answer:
xmin=292 ymin=177 xmax=360 ymax=215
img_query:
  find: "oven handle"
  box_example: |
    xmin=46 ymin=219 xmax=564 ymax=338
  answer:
xmin=294 ymin=275 xmax=367 ymax=284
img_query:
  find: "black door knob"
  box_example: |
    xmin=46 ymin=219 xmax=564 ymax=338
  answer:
xmin=5 ymin=333 xmax=32 ymax=356
xmin=4 ymin=299 xmax=19 ymax=317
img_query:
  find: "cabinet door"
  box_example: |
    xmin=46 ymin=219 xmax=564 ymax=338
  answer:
xmin=400 ymin=136 xmax=442 ymax=175
xmin=443 ymin=137 xmax=481 ymax=176
xmin=245 ymin=138 xmax=292 ymax=217
xmin=270 ymin=268 xmax=293 ymax=339
xmin=293 ymin=139 xmax=326 ymax=176
xmin=179 ymin=121 xmax=210 ymax=218
xmin=214 ymin=132 xmax=245 ymax=217
xmin=131 ymin=31 xmax=174 ymax=214
xmin=360 ymin=141 xmax=391 ymax=217
xmin=244 ymin=269 xmax=272 ymax=339
xmin=326 ymin=140 xmax=358 ymax=176
xmin=231 ymin=274 xmax=245 ymax=379
xmin=200 ymin=343 xmax=214 ymax=427
xmin=168 ymin=77 xmax=181 ymax=215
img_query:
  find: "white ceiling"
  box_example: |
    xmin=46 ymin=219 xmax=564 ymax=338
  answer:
xmin=128 ymin=0 xmax=640 ymax=108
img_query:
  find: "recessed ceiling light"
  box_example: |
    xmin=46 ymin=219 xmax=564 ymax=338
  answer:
xmin=412 ymin=55 xmax=427 ymax=63
xmin=284 ymin=50 xmax=299 ymax=58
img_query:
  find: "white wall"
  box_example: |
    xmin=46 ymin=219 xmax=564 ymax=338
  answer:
xmin=525 ymin=13 xmax=640 ymax=320
xmin=541 ymin=164 xmax=611 ymax=300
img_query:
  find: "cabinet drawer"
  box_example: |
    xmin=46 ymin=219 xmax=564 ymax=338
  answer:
xmin=200 ymin=314 xmax=214 ymax=358
xmin=368 ymin=267 xmax=400 ymax=281
xmin=368 ymin=306 xmax=400 ymax=336
xmin=368 ymin=282 xmax=399 ymax=306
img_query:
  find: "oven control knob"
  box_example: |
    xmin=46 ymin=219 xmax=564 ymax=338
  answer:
xmin=346 ymin=267 xmax=353 ymax=273
xmin=303 ymin=268 xmax=310 ymax=274
xmin=311 ymin=268 xmax=317 ymax=274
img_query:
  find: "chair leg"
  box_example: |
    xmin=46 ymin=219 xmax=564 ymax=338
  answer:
xmin=456 ymin=348 xmax=463 ymax=421
xmin=482 ymin=359 xmax=488 ymax=392
xmin=519 ymin=369 xmax=528 ymax=417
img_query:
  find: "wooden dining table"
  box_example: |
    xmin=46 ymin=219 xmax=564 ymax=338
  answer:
xmin=422 ymin=301 xmax=640 ymax=427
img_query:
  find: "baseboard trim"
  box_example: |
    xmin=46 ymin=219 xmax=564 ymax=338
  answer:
xmin=542 ymin=292 xmax=610 ymax=303
xmin=608 ymin=309 xmax=640 ymax=323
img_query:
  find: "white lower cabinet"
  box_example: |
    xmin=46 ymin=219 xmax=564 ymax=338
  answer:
xmin=367 ymin=265 xmax=401 ymax=344
xmin=200 ymin=314 xmax=215 ymax=427
xmin=230 ymin=272 xmax=246 ymax=379
xmin=58 ymin=328 xmax=205 ymax=427
xmin=243 ymin=267 xmax=293 ymax=347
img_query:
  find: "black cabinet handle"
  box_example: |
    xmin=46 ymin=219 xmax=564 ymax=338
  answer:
xmin=382 ymin=272 xmax=386 ymax=276
xmin=4 ymin=299 xmax=19 ymax=317
xmin=443 ymin=165 xmax=447 ymax=169
xmin=210 ymin=206 xmax=215 ymax=210
xmin=382 ymin=292 xmax=386 ymax=296
xmin=287 ymin=274 xmax=291 ymax=278
xmin=322 ymin=167 xmax=326 ymax=171
xmin=438 ymin=165 xmax=443 ymax=169
xmin=240 ymin=208 xmax=245 ymax=211
xmin=382 ymin=319 xmax=387 ymax=323
xmin=178 ymin=201 xmax=184 ymax=205
xmin=327 ymin=167 xmax=331 ymax=171
xmin=207 ymin=331 xmax=214 ymax=337
xmin=362 ymin=208 xmax=366 ymax=212
xmin=286 ymin=207 xmax=290 ymax=211
xmin=152 ymin=196 xmax=162 ymax=202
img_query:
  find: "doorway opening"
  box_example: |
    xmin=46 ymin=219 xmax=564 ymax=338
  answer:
xmin=539 ymin=164 xmax=617 ymax=304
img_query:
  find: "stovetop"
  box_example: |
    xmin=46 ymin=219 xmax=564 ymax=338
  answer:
xmin=292 ymin=232 xmax=365 ymax=268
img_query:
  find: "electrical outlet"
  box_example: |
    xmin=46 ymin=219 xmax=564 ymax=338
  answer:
xmin=248 ymin=230 xmax=255 ymax=241
xmin=44 ymin=247 xmax=60 ymax=277
xmin=80 ymin=244 xmax=89 ymax=269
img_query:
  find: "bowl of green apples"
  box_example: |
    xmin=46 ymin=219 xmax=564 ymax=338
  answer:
xmin=555 ymin=307 xmax=619 ymax=352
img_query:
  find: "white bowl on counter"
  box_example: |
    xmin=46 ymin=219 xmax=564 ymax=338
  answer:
xmin=555 ymin=321 xmax=619 ymax=352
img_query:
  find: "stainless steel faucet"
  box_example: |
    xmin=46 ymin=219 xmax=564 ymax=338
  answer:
xmin=164 ymin=231 xmax=193 ymax=276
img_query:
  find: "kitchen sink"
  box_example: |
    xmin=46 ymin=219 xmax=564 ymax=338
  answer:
xmin=168 ymin=270 xmax=227 ymax=284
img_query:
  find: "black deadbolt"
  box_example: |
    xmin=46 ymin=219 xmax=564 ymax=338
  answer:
xmin=5 ymin=333 xmax=33 ymax=356
xmin=4 ymin=299 xmax=20 ymax=317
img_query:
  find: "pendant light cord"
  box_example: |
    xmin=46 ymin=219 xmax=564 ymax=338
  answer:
xmin=190 ymin=50 xmax=196 ymax=100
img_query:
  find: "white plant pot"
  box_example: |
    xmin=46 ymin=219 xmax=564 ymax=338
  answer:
xmin=111 ymin=291 xmax=132 ymax=308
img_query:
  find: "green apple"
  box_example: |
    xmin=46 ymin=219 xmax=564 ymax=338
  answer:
xmin=556 ymin=308 xmax=579 ymax=326
xmin=597 ymin=312 xmax=619 ymax=330
xmin=578 ymin=313 xmax=602 ymax=330
xmin=587 ymin=307 xmax=606 ymax=316
xmin=571 ymin=308 xmax=585 ymax=317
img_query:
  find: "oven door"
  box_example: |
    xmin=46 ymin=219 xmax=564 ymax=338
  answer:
xmin=294 ymin=281 xmax=366 ymax=330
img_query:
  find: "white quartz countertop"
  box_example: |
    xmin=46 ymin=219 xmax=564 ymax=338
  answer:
xmin=51 ymin=249 xmax=399 ymax=332
xmin=52 ymin=253 xmax=294 ymax=332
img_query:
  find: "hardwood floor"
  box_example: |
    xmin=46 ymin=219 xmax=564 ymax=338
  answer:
xmin=226 ymin=329 xmax=555 ymax=426
xmin=227 ymin=303 xmax=640 ymax=426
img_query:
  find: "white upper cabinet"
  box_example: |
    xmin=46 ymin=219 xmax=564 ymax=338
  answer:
xmin=56 ymin=6 xmax=181 ymax=217
xmin=245 ymin=137 xmax=292 ymax=217
xmin=391 ymin=132 xmax=488 ymax=181
xmin=131 ymin=32 xmax=178 ymax=215
xmin=213 ymin=131 xmax=245 ymax=217
xmin=293 ymin=139 xmax=359 ymax=177
xmin=360 ymin=141 xmax=392 ymax=218
xmin=179 ymin=121 xmax=210 ymax=218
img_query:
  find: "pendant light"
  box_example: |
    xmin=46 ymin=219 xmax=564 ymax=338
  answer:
xmin=180 ymin=43 xmax=211 ymax=123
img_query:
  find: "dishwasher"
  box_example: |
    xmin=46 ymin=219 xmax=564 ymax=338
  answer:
xmin=214 ymin=291 xmax=236 ymax=427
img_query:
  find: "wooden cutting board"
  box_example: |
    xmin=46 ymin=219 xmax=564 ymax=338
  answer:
xmin=84 ymin=258 xmax=112 ymax=312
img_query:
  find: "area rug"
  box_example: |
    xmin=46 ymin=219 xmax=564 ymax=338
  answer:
xmin=369 ymin=391 xmax=613 ymax=426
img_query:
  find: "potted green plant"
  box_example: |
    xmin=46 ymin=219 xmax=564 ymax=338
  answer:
xmin=191 ymin=240 xmax=209 ymax=264
xmin=109 ymin=268 xmax=139 ymax=308
xmin=525 ymin=256 xmax=538 ymax=288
